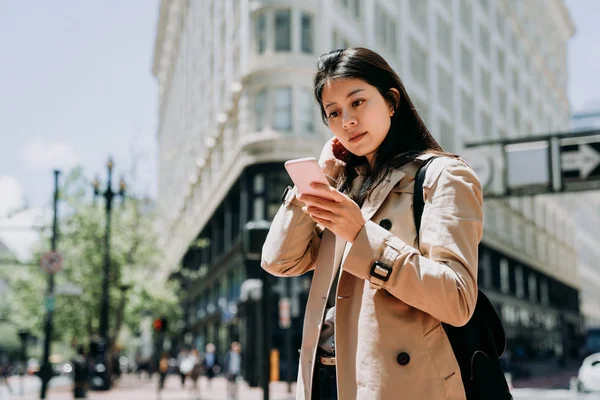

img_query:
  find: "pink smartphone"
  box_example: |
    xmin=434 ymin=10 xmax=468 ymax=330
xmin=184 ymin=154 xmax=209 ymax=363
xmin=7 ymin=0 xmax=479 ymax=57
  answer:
xmin=284 ymin=157 xmax=335 ymax=200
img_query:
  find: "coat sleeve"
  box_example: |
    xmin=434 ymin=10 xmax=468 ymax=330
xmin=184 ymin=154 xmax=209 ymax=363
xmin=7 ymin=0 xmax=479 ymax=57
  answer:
xmin=261 ymin=188 xmax=322 ymax=277
xmin=341 ymin=160 xmax=483 ymax=327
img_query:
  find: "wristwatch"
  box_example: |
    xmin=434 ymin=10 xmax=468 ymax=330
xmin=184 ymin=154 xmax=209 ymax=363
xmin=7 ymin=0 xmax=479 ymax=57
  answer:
xmin=369 ymin=245 xmax=400 ymax=289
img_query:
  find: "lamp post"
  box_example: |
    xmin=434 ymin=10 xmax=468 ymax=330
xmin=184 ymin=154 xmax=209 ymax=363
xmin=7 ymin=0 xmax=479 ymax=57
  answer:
xmin=92 ymin=157 xmax=125 ymax=390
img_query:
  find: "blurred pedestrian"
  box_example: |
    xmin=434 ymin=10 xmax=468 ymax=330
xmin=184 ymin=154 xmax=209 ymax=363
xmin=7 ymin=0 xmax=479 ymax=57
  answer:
xmin=157 ymin=353 xmax=169 ymax=391
xmin=202 ymin=343 xmax=219 ymax=389
xmin=177 ymin=349 xmax=194 ymax=388
xmin=188 ymin=348 xmax=203 ymax=391
xmin=224 ymin=342 xmax=242 ymax=400
xmin=0 ymin=361 xmax=13 ymax=394
xmin=72 ymin=346 xmax=89 ymax=398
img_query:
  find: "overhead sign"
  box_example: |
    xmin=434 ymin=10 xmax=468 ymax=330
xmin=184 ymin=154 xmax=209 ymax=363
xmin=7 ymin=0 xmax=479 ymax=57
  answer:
xmin=40 ymin=251 xmax=63 ymax=274
xmin=561 ymin=141 xmax=600 ymax=185
xmin=464 ymin=129 xmax=600 ymax=197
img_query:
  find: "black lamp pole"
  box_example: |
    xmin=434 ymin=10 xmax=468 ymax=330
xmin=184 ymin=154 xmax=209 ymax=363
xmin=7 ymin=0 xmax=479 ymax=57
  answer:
xmin=92 ymin=158 xmax=125 ymax=390
xmin=40 ymin=170 xmax=60 ymax=399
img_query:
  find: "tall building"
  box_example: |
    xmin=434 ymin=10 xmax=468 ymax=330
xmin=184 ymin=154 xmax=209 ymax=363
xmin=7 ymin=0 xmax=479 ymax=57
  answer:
xmin=153 ymin=0 xmax=578 ymax=381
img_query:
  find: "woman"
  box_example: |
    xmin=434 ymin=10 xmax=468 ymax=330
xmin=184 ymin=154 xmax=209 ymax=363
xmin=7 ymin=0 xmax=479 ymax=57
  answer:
xmin=261 ymin=47 xmax=483 ymax=400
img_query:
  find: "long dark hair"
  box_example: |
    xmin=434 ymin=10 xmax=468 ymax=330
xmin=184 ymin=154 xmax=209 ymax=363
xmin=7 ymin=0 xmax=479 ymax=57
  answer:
xmin=313 ymin=47 xmax=456 ymax=205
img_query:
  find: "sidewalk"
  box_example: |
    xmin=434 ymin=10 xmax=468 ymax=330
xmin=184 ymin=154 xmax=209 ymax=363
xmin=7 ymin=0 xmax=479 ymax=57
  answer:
xmin=9 ymin=374 xmax=296 ymax=400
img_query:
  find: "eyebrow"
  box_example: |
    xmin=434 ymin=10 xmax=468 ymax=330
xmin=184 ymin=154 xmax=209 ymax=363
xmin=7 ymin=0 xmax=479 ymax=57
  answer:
xmin=324 ymin=89 xmax=365 ymax=110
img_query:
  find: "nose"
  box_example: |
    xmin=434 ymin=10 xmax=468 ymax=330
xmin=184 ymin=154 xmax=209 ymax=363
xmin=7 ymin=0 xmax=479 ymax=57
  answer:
xmin=342 ymin=111 xmax=357 ymax=129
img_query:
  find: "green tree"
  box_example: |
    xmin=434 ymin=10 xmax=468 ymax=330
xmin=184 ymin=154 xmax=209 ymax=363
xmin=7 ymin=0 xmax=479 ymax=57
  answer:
xmin=8 ymin=165 xmax=180 ymax=354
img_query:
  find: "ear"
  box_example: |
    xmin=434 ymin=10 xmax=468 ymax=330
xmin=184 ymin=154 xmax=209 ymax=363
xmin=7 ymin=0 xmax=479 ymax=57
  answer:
xmin=387 ymin=88 xmax=401 ymax=113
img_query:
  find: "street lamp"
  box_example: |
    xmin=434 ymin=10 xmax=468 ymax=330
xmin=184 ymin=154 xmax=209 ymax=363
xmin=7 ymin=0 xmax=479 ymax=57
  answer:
xmin=92 ymin=157 xmax=125 ymax=390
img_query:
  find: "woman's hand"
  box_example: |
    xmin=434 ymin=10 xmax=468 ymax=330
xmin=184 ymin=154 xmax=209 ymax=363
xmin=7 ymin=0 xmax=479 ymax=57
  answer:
xmin=298 ymin=182 xmax=366 ymax=243
xmin=318 ymin=137 xmax=349 ymax=184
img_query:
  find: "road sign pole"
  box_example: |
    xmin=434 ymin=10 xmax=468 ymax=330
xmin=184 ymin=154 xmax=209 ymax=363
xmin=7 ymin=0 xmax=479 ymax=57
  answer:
xmin=40 ymin=170 xmax=60 ymax=399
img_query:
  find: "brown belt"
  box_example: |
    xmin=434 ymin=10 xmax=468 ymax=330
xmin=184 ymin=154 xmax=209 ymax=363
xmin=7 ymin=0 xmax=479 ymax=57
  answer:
xmin=318 ymin=355 xmax=336 ymax=366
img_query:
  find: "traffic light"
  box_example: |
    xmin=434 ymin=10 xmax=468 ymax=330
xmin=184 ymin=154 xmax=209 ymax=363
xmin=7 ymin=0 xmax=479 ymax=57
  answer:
xmin=153 ymin=317 xmax=167 ymax=332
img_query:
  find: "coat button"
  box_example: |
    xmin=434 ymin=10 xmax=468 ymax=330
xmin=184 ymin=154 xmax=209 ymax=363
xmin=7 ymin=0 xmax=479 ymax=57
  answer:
xmin=379 ymin=218 xmax=392 ymax=230
xmin=397 ymin=352 xmax=410 ymax=366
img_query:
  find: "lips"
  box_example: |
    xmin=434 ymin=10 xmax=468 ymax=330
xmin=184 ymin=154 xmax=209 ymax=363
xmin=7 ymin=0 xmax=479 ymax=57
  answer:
xmin=349 ymin=132 xmax=367 ymax=143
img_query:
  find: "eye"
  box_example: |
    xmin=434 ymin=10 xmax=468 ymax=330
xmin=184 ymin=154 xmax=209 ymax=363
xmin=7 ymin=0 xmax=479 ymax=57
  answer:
xmin=328 ymin=110 xmax=340 ymax=119
xmin=352 ymin=99 xmax=364 ymax=107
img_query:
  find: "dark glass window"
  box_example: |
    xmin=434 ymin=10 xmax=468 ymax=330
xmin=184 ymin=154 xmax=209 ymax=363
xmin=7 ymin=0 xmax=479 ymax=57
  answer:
xmin=301 ymin=13 xmax=313 ymax=54
xmin=275 ymin=10 xmax=292 ymax=52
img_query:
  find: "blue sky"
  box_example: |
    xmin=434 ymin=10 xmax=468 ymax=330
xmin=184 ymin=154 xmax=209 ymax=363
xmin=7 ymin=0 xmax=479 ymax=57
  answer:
xmin=0 ymin=0 xmax=598 ymax=259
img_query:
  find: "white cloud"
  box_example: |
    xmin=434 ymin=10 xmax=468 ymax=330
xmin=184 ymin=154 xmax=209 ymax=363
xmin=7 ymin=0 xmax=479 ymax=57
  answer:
xmin=22 ymin=138 xmax=80 ymax=171
xmin=0 ymin=176 xmax=49 ymax=262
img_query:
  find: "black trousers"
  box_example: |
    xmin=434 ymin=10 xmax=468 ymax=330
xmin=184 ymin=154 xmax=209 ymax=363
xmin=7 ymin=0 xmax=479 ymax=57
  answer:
xmin=311 ymin=363 xmax=337 ymax=400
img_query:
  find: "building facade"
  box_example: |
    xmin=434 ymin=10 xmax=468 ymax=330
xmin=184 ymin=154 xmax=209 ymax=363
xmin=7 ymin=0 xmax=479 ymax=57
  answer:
xmin=153 ymin=0 xmax=579 ymax=381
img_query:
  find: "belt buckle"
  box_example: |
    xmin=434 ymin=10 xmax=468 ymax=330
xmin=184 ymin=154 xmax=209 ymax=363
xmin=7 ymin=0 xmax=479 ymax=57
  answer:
xmin=318 ymin=355 xmax=336 ymax=366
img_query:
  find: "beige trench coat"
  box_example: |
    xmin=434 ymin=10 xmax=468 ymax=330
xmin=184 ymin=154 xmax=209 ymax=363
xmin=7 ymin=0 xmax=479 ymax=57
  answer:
xmin=261 ymin=154 xmax=483 ymax=400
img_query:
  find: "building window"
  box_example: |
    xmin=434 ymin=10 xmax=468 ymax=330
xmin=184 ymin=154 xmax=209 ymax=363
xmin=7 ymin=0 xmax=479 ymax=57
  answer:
xmin=500 ymin=258 xmax=510 ymax=293
xmin=479 ymin=24 xmax=490 ymax=57
xmin=353 ymin=0 xmax=361 ymax=17
xmin=512 ymin=67 xmax=520 ymax=94
xmin=412 ymin=95 xmax=430 ymax=127
xmin=254 ymin=12 xmax=267 ymax=54
xmin=460 ymin=0 xmax=472 ymax=34
xmin=375 ymin=3 xmax=397 ymax=53
xmin=410 ymin=37 xmax=428 ymax=86
xmin=253 ymin=197 xmax=265 ymax=221
xmin=460 ymin=43 xmax=472 ymax=80
xmin=528 ymin=273 xmax=537 ymax=302
xmin=340 ymin=0 xmax=361 ymax=18
xmin=496 ymin=47 xmax=505 ymax=76
xmin=481 ymin=110 xmax=491 ymax=138
xmin=438 ymin=118 xmax=454 ymax=152
xmin=273 ymin=87 xmax=292 ymax=131
xmin=299 ymin=88 xmax=315 ymax=132
xmin=301 ymin=13 xmax=314 ymax=54
xmin=515 ymin=266 xmax=524 ymax=298
xmin=480 ymin=67 xmax=491 ymax=101
xmin=513 ymin=105 xmax=521 ymax=131
xmin=437 ymin=65 xmax=453 ymax=111
xmin=481 ymin=252 xmax=492 ymax=288
xmin=496 ymin=8 xmax=504 ymax=36
xmin=255 ymin=89 xmax=267 ymax=131
xmin=253 ymin=173 xmax=265 ymax=194
xmin=332 ymin=30 xmax=351 ymax=49
xmin=437 ymin=14 xmax=452 ymax=62
xmin=461 ymin=90 xmax=474 ymax=129
xmin=540 ymin=279 xmax=549 ymax=305
xmin=275 ymin=10 xmax=292 ymax=52
xmin=410 ymin=0 xmax=428 ymax=31
xmin=497 ymin=87 xmax=506 ymax=118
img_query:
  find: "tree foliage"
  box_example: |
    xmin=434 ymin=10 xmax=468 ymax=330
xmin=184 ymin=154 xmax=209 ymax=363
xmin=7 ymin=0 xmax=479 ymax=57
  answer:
xmin=6 ymin=165 xmax=180 ymax=352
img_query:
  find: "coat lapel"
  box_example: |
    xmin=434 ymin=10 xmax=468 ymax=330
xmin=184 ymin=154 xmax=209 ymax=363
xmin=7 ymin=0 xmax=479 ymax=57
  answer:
xmin=360 ymin=169 xmax=406 ymax=222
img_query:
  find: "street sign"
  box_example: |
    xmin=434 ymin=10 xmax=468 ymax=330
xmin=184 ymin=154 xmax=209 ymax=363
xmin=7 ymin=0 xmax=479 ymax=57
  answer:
xmin=561 ymin=141 xmax=600 ymax=186
xmin=464 ymin=129 xmax=600 ymax=197
xmin=40 ymin=251 xmax=63 ymax=274
xmin=279 ymin=297 xmax=291 ymax=329
xmin=44 ymin=295 xmax=55 ymax=312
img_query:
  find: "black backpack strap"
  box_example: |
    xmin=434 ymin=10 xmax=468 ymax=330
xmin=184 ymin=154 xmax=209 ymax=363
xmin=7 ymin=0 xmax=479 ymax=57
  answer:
xmin=413 ymin=156 xmax=438 ymax=246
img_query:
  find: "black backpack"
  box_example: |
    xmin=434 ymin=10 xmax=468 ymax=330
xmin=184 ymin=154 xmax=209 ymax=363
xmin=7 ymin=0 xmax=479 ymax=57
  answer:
xmin=414 ymin=157 xmax=513 ymax=400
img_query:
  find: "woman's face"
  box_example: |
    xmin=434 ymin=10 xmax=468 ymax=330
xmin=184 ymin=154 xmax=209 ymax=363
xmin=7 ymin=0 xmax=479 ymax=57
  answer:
xmin=321 ymin=78 xmax=396 ymax=166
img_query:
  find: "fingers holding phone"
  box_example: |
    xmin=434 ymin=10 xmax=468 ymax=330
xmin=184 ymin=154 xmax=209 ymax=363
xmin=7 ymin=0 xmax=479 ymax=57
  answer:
xmin=318 ymin=137 xmax=349 ymax=182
